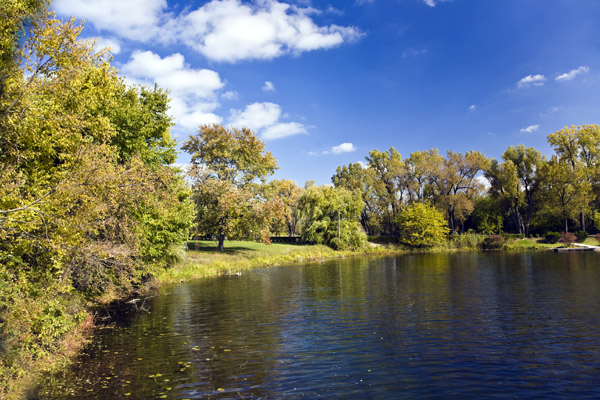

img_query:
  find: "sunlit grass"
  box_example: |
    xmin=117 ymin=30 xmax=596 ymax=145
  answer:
xmin=157 ymin=240 xmax=403 ymax=283
xmin=503 ymin=237 xmax=561 ymax=250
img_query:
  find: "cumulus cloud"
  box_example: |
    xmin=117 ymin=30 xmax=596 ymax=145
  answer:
xmin=468 ymin=104 xmax=477 ymax=111
xmin=54 ymin=0 xmax=361 ymax=62
xmin=517 ymin=74 xmax=547 ymax=88
xmin=331 ymin=143 xmax=356 ymax=154
xmin=162 ymin=0 xmax=362 ymax=62
xmin=53 ymin=0 xmax=167 ymax=41
xmin=556 ymin=66 xmax=589 ymax=82
xmin=229 ymin=102 xmax=307 ymax=140
xmin=121 ymin=51 xmax=225 ymax=130
xmin=262 ymin=81 xmax=276 ymax=92
xmin=520 ymin=124 xmax=540 ymax=133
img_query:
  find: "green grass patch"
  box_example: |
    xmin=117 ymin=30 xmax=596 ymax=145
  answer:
xmin=503 ymin=237 xmax=562 ymax=250
xmin=157 ymin=240 xmax=404 ymax=283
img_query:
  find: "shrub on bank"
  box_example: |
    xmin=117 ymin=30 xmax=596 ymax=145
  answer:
xmin=481 ymin=235 xmax=505 ymax=250
xmin=575 ymin=230 xmax=589 ymax=243
xmin=559 ymin=232 xmax=577 ymax=246
xmin=545 ymin=232 xmax=561 ymax=244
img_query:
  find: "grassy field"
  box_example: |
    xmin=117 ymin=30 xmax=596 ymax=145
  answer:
xmin=156 ymin=240 xmax=401 ymax=283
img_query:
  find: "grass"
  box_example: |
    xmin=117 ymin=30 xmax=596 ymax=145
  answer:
xmin=503 ymin=237 xmax=562 ymax=250
xmin=158 ymin=235 xmax=579 ymax=284
xmin=156 ymin=240 xmax=404 ymax=284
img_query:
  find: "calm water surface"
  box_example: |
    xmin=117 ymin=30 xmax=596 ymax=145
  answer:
xmin=38 ymin=252 xmax=600 ymax=399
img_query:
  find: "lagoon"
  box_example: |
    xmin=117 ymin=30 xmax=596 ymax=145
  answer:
xmin=39 ymin=251 xmax=600 ymax=398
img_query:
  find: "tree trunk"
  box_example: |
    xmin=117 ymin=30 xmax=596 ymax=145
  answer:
xmin=580 ymin=211 xmax=585 ymax=232
xmin=217 ymin=234 xmax=225 ymax=252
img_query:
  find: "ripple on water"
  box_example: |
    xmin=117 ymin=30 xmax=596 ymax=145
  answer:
xmin=38 ymin=252 xmax=600 ymax=399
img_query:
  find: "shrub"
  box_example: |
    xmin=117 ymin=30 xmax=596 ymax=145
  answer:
xmin=545 ymin=231 xmax=561 ymax=244
xmin=559 ymin=232 xmax=577 ymax=246
xmin=575 ymin=230 xmax=588 ymax=243
xmin=396 ymin=203 xmax=449 ymax=247
xmin=596 ymin=233 xmax=600 ymax=243
xmin=482 ymin=235 xmax=505 ymax=250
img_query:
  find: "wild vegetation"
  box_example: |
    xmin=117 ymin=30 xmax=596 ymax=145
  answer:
xmin=2 ymin=1 xmax=600 ymax=398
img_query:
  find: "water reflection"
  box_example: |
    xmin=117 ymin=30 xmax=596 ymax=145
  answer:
xmin=38 ymin=252 xmax=600 ymax=399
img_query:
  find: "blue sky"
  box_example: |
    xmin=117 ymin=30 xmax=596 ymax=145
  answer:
xmin=51 ymin=0 xmax=600 ymax=185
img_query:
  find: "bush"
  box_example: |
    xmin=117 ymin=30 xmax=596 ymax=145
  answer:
xmin=482 ymin=235 xmax=505 ymax=250
xmin=575 ymin=230 xmax=588 ymax=243
xmin=559 ymin=232 xmax=577 ymax=246
xmin=596 ymin=233 xmax=600 ymax=243
xmin=545 ymin=231 xmax=561 ymax=244
xmin=396 ymin=203 xmax=449 ymax=247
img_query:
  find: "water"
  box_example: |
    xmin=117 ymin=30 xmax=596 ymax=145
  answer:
xmin=38 ymin=251 xmax=600 ymax=399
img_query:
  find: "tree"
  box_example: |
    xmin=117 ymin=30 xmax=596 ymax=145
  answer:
xmin=332 ymin=162 xmax=379 ymax=235
xmin=540 ymin=157 xmax=591 ymax=233
xmin=0 ymin=7 xmax=194 ymax=395
xmin=183 ymin=124 xmax=278 ymax=251
xmin=547 ymin=125 xmax=600 ymax=231
xmin=265 ymin=179 xmax=303 ymax=236
xmin=405 ymin=149 xmax=443 ymax=203
xmin=366 ymin=147 xmax=405 ymax=236
xmin=431 ymin=151 xmax=490 ymax=233
xmin=298 ymin=185 xmax=367 ymax=250
xmin=396 ymin=202 xmax=449 ymax=247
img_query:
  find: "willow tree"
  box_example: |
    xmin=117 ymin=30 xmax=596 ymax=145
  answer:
xmin=183 ymin=124 xmax=278 ymax=251
xmin=298 ymin=185 xmax=366 ymax=250
xmin=332 ymin=162 xmax=379 ymax=235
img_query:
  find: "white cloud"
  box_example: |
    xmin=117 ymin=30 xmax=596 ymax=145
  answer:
xmin=221 ymin=91 xmax=239 ymax=100
xmin=90 ymin=37 xmax=121 ymax=54
xmin=468 ymin=104 xmax=477 ymax=111
xmin=121 ymin=51 xmax=225 ymax=130
xmin=520 ymin=124 xmax=540 ymax=133
xmin=54 ymin=0 xmax=361 ymax=62
xmin=53 ymin=0 xmax=167 ymax=42
xmin=556 ymin=66 xmax=589 ymax=82
xmin=422 ymin=0 xmax=453 ymax=6
xmin=164 ymin=0 xmax=362 ymax=62
xmin=229 ymin=102 xmax=307 ymax=140
xmin=262 ymin=81 xmax=276 ymax=92
xmin=262 ymin=122 xmax=307 ymax=140
xmin=229 ymin=102 xmax=282 ymax=130
xmin=517 ymin=74 xmax=547 ymax=88
xmin=331 ymin=143 xmax=356 ymax=154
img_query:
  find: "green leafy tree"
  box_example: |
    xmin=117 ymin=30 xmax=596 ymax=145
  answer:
xmin=547 ymin=125 xmax=600 ymax=231
xmin=539 ymin=157 xmax=591 ymax=233
xmin=0 ymin=7 xmax=194 ymax=395
xmin=298 ymin=185 xmax=367 ymax=250
xmin=396 ymin=202 xmax=449 ymax=247
xmin=183 ymin=124 xmax=278 ymax=251
xmin=332 ymin=162 xmax=379 ymax=235
xmin=431 ymin=151 xmax=490 ymax=233
xmin=366 ymin=147 xmax=405 ymax=236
